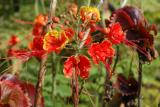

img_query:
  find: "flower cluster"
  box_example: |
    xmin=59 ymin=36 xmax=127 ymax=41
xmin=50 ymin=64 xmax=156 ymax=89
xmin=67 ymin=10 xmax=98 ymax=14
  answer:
xmin=3 ymin=2 xmax=158 ymax=107
xmin=7 ymin=4 xmax=157 ymax=100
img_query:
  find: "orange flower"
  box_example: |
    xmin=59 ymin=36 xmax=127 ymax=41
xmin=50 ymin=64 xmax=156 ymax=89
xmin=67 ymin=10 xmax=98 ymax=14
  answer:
xmin=34 ymin=14 xmax=48 ymax=26
xmin=80 ymin=6 xmax=100 ymax=23
xmin=43 ymin=28 xmax=74 ymax=53
xmin=32 ymin=14 xmax=48 ymax=37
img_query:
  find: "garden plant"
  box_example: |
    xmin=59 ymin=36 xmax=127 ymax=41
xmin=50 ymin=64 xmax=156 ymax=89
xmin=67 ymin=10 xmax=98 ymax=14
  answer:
xmin=0 ymin=0 xmax=159 ymax=107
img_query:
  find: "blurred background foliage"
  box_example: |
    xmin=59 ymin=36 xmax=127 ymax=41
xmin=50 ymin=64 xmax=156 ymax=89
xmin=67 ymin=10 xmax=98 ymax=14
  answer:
xmin=0 ymin=0 xmax=160 ymax=107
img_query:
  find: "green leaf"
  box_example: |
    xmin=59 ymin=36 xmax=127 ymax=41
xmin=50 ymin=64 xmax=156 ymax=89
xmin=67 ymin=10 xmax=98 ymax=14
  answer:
xmin=56 ymin=84 xmax=71 ymax=97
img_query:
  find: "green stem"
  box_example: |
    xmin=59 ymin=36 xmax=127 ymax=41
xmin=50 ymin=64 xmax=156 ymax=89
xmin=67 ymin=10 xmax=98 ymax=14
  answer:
xmin=112 ymin=46 xmax=119 ymax=74
xmin=40 ymin=0 xmax=46 ymax=13
xmin=35 ymin=0 xmax=39 ymax=15
xmin=138 ymin=58 xmax=142 ymax=107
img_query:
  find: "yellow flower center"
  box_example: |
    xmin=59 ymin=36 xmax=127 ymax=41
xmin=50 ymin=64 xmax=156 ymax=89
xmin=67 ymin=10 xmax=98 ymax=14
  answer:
xmin=48 ymin=29 xmax=63 ymax=38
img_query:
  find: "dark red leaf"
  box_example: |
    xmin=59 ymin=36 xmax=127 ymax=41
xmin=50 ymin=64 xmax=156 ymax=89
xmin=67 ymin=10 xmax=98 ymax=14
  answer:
xmin=0 ymin=80 xmax=31 ymax=107
xmin=115 ymin=74 xmax=138 ymax=96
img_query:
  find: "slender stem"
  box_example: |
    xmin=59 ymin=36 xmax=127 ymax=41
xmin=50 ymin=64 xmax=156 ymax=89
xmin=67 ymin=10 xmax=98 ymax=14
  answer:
xmin=48 ymin=0 xmax=57 ymax=19
xmin=138 ymin=58 xmax=142 ymax=107
xmin=34 ymin=54 xmax=48 ymax=107
xmin=103 ymin=46 xmax=119 ymax=107
xmin=112 ymin=46 xmax=119 ymax=74
xmin=120 ymin=0 xmax=127 ymax=7
xmin=40 ymin=0 xmax=46 ymax=13
xmin=71 ymin=16 xmax=91 ymax=107
xmin=129 ymin=56 xmax=134 ymax=75
xmin=71 ymin=68 xmax=79 ymax=107
xmin=102 ymin=73 xmax=112 ymax=107
xmin=34 ymin=0 xmax=39 ymax=15
xmin=79 ymin=80 xmax=85 ymax=95
xmin=79 ymin=28 xmax=90 ymax=49
xmin=83 ymin=87 xmax=96 ymax=107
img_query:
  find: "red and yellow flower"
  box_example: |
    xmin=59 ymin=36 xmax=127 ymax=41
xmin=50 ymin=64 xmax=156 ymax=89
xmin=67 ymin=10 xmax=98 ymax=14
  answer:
xmin=80 ymin=6 xmax=100 ymax=23
xmin=43 ymin=28 xmax=74 ymax=53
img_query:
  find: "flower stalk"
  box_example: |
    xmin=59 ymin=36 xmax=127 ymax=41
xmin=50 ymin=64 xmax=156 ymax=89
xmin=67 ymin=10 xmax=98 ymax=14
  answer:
xmin=34 ymin=54 xmax=48 ymax=107
xmin=34 ymin=0 xmax=57 ymax=106
xmin=138 ymin=57 xmax=142 ymax=107
xmin=71 ymin=68 xmax=79 ymax=107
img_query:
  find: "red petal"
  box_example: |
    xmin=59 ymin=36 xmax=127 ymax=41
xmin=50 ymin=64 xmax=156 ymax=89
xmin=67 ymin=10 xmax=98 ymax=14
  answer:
xmin=32 ymin=24 xmax=46 ymax=37
xmin=21 ymin=82 xmax=44 ymax=107
xmin=8 ymin=49 xmax=32 ymax=62
xmin=88 ymin=40 xmax=115 ymax=64
xmin=107 ymin=23 xmax=125 ymax=44
xmin=64 ymin=28 xmax=75 ymax=40
xmin=63 ymin=56 xmax=77 ymax=78
xmin=29 ymin=37 xmax=44 ymax=51
xmin=8 ymin=35 xmax=20 ymax=46
xmin=78 ymin=55 xmax=91 ymax=79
